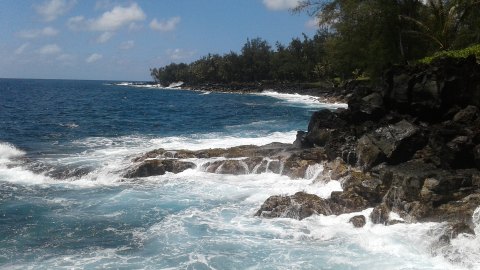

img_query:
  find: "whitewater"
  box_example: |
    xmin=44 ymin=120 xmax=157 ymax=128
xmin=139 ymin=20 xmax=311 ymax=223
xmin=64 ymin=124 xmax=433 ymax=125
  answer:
xmin=0 ymin=79 xmax=478 ymax=269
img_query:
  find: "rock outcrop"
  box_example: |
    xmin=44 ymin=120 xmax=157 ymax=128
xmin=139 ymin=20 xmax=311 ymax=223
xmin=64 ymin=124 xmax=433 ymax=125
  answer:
xmin=256 ymin=56 xmax=480 ymax=236
xmin=124 ymin=159 xmax=196 ymax=178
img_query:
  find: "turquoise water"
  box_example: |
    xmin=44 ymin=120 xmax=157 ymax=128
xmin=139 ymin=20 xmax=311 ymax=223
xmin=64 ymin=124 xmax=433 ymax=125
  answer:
xmin=0 ymin=79 xmax=478 ymax=269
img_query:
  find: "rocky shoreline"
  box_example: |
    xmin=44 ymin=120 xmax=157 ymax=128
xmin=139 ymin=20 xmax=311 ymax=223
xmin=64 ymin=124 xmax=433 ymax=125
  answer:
xmin=182 ymin=81 xmax=351 ymax=104
xmin=126 ymin=56 xmax=480 ymax=256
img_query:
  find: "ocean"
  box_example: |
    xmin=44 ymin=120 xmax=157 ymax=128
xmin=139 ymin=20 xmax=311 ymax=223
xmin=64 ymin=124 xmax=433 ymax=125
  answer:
xmin=0 ymin=79 xmax=478 ymax=269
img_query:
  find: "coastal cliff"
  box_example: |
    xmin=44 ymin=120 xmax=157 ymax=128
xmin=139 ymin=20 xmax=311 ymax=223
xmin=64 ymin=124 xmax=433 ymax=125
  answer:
xmin=259 ymin=56 xmax=480 ymax=239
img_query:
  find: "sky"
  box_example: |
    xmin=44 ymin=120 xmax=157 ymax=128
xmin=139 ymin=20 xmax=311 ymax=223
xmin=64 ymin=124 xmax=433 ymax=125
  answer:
xmin=0 ymin=0 xmax=318 ymax=81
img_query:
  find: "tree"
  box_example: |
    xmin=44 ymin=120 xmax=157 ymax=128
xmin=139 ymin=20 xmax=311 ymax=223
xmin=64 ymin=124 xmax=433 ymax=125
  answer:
xmin=400 ymin=0 xmax=480 ymax=51
xmin=241 ymin=38 xmax=273 ymax=81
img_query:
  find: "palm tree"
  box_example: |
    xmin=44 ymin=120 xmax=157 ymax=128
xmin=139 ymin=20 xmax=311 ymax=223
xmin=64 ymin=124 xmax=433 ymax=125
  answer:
xmin=400 ymin=0 xmax=480 ymax=51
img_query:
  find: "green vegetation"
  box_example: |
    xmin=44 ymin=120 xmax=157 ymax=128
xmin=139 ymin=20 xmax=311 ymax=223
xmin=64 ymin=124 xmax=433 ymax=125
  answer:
xmin=151 ymin=0 xmax=480 ymax=86
xmin=150 ymin=33 xmax=332 ymax=86
xmin=420 ymin=44 xmax=480 ymax=64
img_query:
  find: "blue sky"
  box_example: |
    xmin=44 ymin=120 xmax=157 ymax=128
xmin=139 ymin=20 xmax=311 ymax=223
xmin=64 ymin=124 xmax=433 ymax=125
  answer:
xmin=0 ymin=0 xmax=318 ymax=81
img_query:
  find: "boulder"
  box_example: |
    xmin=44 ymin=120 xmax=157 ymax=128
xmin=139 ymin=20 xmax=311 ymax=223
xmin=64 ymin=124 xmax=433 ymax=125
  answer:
xmin=281 ymin=155 xmax=317 ymax=179
xmin=203 ymin=160 xmax=249 ymax=175
xmin=255 ymin=192 xmax=334 ymax=220
xmin=453 ymin=105 xmax=479 ymax=123
xmin=303 ymin=109 xmax=346 ymax=147
xmin=348 ymin=92 xmax=384 ymax=121
xmin=124 ymin=159 xmax=196 ymax=178
xmin=349 ymin=215 xmax=366 ymax=228
xmin=356 ymin=120 xmax=426 ymax=169
xmin=370 ymin=203 xmax=390 ymax=225
xmin=356 ymin=135 xmax=384 ymax=170
xmin=326 ymin=157 xmax=349 ymax=180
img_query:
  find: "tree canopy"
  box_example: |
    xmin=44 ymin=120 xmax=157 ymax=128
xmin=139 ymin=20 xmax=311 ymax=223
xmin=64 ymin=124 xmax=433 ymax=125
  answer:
xmin=151 ymin=0 xmax=480 ymax=85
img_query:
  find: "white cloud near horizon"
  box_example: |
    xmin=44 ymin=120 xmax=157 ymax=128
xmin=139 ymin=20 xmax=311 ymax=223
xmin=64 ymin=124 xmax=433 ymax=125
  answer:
xmin=86 ymin=53 xmax=103 ymax=63
xmin=17 ymin=27 xmax=59 ymax=39
xmin=150 ymin=17 xmax=181 ymax=32
xmin=120 ymin=40 xmax=135 ymax=50
xmin=263 ymin=0 xmax=300 ymax=10
xmin=97 ymin=32 xmax=114 ymax=43
xmin=35 ymin=0 xmax=76 ymax=22
xmin=38 ymin=44 xmax=62 ymax=55
xmin=15 ymin=43 xmax=30 ymax=55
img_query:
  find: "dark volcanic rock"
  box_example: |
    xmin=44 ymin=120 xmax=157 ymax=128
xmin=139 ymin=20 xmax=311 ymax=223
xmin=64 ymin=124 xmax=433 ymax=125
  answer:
xmin=255 ymin=192 xmax=335 ymax=220
xmin=303 ymin=109 xmax=346 ymax=148
xmin=203 ymin=160 xmax=249 ymax=175
xmin=124 ymin=159 xmax=196 ymax=178
xmin=370 ymin=203 xmax=390 ymax=225
xmin=349 ymin=215 xmax=366 ymax=228
xmin=356 ymin=120 xmax=426 ymax=169
xmin=384 ymin=56 xmax=480 ymax=121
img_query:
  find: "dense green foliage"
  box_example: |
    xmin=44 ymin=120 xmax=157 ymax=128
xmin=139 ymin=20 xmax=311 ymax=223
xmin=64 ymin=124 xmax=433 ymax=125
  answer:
xmin=296 ymin=0 xmax=480 ymax=75
xmin=151 ymin=0 xmax=480 ymax=85
xmin=150 ymin=34 xmax=332 ymax=86
xmin=419 ymin=44 xmax=480 ymax=64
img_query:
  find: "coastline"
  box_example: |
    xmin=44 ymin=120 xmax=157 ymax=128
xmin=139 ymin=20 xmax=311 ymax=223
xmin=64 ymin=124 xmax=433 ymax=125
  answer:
xmin=124 ymin=57 xmax=480 ymax=267
xmin=181 ymin=81 xmax=351 ymax=104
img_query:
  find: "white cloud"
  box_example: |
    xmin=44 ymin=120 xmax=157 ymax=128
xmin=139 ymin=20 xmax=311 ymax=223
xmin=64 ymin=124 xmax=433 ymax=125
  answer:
xmin=17 ymin=27 xmax=59 ymax=39
xmin=120 ymin=40 xmax=135 ymax=50
xmin=38 ymin=44 xmax=62 ymax=55
xmin=150 ymin=17 xmax=181 ymax=32
xmin=90 ymin=3 xmax=146 ymax=31
xmin=263 ymin=0 xmax=300 ymax=10
xmin=306 ymin=17 xmax=320 ymax=28
xmin=15 ymin=43 xmax=30 ymax=55
xmin=128 ymin=22 xmax=143 ymax=31
xmin=56 ymin=53 xmax=76 ymax=65
xmin=167 ymin=48 xmax=196 ymax=61
xmin=67 ymin=16 xmax=85 ymax=30
xmin=97 ymin=32 xmax=114 ymax=43
xmin=35 ymin=0 xmax=76 ymax=22
xmin=86 ymin=53 xmax=103 ymax=63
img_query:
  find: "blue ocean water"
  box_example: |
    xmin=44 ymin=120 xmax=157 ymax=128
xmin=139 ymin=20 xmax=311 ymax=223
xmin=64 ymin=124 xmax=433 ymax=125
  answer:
xmin=0 ymin=79 xmax=478 ymax=269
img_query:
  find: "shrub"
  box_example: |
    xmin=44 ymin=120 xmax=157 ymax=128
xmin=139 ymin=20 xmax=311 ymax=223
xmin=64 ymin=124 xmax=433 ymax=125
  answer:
xmin=419 ymin=44 xmax=480 ymax=64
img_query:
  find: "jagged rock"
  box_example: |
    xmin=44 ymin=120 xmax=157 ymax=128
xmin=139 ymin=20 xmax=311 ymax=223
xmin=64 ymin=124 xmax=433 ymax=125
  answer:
xmin=348 ymin=92 xmax=384 ymax=121
xmin=124 ymin=159 xmax=196 ymax=178
xmin=329 ymin=191 xmax=370 ymax=213
xmin=453 ymin=105 xmax=479 ymax=123
xmin=342 ymin=170 xmax=385 ymax=206
xmin=203 ymin=160 xmax=249 ymax=175
xmin=387 ymin=220 xmax=405 ymax=225
xmin=356 ymin=120 xmax=426 ymax=169
xmin=384 ymin=56 xmax=480 ymax=120
xmin=282 ymin=155 xmax=317 ymax=179
xmin=370 ymin=203 xmax=390 ymax=224
xmin=255 ymin=192 xmax=334 ymax=220
xmin=349 ymin=215 xmax=366 ymax=228
xmin=133 ymin=143 xmax=293 ymax=163
xmin=256 ymin=190 xmax=374 ymax=220
xmin=326 ymin=157 xmax=349 ymax=180
xmin=379 ymin=160 xmax=437 ymax=210
xmin=356 ymin=135 xmax=385 ymax=170
xmin=438 ymin=222 xmax=475 ymax=245
xmin=303 ymin=109 xmax=346 ymax=147
xmin=293 ymin=131 xmax=307 ymax=148
xmin=425 ymin=193 xmax=480 ymax=224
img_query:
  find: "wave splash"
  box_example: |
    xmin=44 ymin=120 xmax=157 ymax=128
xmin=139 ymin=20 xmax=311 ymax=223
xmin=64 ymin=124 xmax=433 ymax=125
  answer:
xmin=0 ymin=137 xmax=478 ymax=268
